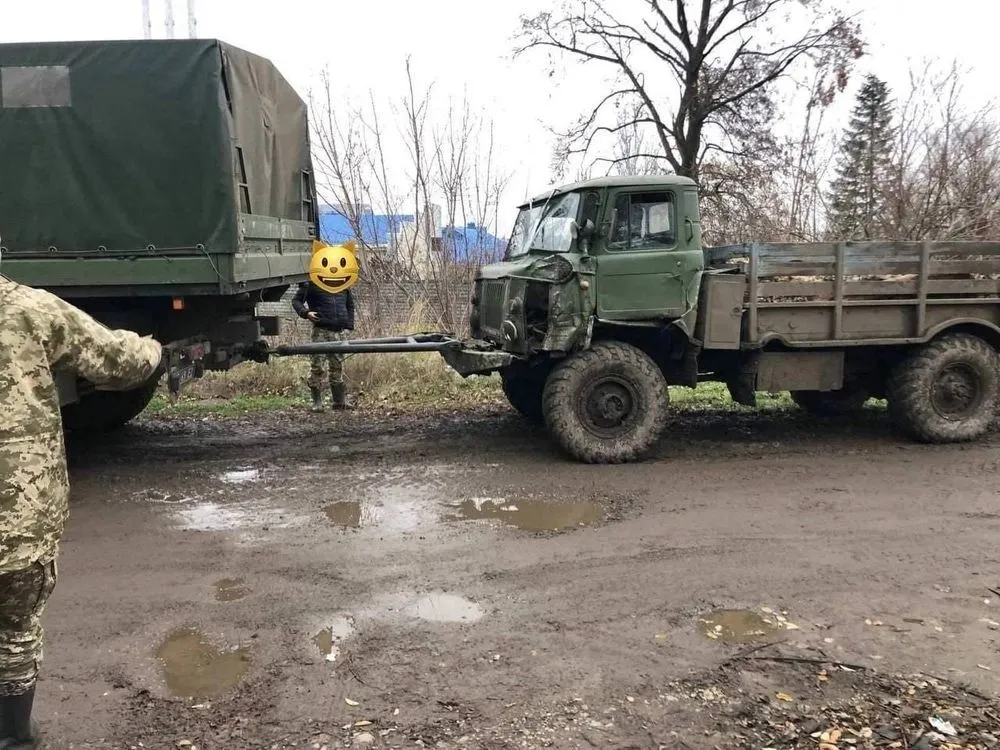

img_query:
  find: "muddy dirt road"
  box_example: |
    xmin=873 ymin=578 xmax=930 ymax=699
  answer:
xmin=39 ymin=404 xmax=1000 ymax=748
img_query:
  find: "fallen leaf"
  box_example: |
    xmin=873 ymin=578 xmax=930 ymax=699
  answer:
xmin=929 ymin=717 xmax=957 ymax=736
xmin=354 ymin=720 xmax=372 ymax=727
xmin=345 ymin=698 xmax=360 ymax=706
xmin=784 ymin=622 xmax=801 ymax=630
xmin=821 ymin=728 xmax=843 ymax=743
xmin=776 ymin=692 xmax=794 ymax=702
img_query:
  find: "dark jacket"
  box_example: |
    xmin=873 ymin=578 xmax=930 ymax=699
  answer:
xmin=292 ymin=281 xmax=355 ymax=332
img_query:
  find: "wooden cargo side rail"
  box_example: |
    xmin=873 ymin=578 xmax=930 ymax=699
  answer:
xmin=727 ymin=241 xmax=1000 ymax=345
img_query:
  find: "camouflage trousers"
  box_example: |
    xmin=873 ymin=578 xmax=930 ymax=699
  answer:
xmin=307 ymin=327 xmax=348 ymax=391
xmin=0 ymin=559 xmax=57 ymax=696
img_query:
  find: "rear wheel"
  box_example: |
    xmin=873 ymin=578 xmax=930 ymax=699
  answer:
xmin=542 ymin=341 xmax=669 ymax=464
xmin=790 ymin=387 xmax=869 ymax=416
xmin=887 ymin=333 xmax=999 ymax=443
xmin=61 ymin=375 xmax=161 ymax=434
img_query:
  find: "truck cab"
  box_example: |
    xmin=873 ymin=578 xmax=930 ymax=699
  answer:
xmin=470 ymin=175 xmax=704 ymax=358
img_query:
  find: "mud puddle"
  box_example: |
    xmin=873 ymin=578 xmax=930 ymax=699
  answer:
xmin=311 ymin=617 xmax=356 ymax=662
xmin=323 ymin=482 xmax=436 ymax=533
xmin=698 ymin=609 xmax=783 ymax=643
xmin=214 ymin=578 xmax=250 ymax=602
xmin=447 ymin=495 xmax=605 ymax=531
xmin=219 ymin=468 xmax=262 ymax=484
xmin=173 ymin=501 xmax=306 ymax=534
xmin=367 ymin=591 xmax=485 ymax=624
xmin=155 ymin=627 xmax=251 ymax=699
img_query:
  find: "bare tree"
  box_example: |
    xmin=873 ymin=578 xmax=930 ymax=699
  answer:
xmin=308 ymin=61 xmax=512 ymax=336
xmin=516 ymin=0 xmax=864 ymax=184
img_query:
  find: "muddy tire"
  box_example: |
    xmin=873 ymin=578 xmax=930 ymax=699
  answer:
xmin=501 ymin=367 xmax=548 ymax=425
xmin=887 ymin=333 xmax=1000 ymax=443
xmin=61 ymin=376 xmax=160 ymax=434
xmin=790 ymin=387 xmax=869 ymax=416
xmin=542 ymin=341 xmax=669 ymax=464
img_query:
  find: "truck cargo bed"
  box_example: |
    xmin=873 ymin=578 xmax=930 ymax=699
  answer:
xmin=703 ymin=241 xmax=1000 ymax=347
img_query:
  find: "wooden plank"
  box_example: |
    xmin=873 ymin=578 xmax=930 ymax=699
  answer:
xmin=834 ymin=242 xmax=845 ymax=339
xmin=748 ymin=244 xmax=759 ymax=341
xmin=928 ymin=259 xmax=1000 ymax=275
xmin=918 ymin=241 xmax=929 ymax=335
xmin=927 ymin=278 xmax=1000 ymax=294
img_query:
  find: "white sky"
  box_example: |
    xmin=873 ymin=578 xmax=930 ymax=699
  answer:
xmin=3 ymin=0 xmax=996 ymax=228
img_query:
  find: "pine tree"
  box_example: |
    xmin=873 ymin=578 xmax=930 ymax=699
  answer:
xmin=828 ymin=74 xmax=895 ymax=240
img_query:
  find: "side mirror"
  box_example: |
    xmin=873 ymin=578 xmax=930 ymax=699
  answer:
xmin=579 ymin=218 xmax=596 ymax=239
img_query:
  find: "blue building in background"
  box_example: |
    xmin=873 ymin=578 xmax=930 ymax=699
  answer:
xmin=319 ymin=205 xmax=506 ymax=266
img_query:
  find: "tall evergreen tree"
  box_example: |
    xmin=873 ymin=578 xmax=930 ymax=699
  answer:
xmin=828 ymin=74 xmax=895 ymax=239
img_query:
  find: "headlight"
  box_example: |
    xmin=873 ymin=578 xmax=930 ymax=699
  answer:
xmin=532 ymin=255 xmax=573 ymax=283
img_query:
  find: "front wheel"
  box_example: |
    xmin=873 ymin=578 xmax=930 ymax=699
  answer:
xmin=542 ymin=341 xmax=669 ymax=464
xmin=887 ymin=333 xmax=1000 ymax=443
xmin=501 ymin=365 xmax=550 ymax=425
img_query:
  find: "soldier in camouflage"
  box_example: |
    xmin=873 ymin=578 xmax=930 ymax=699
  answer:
xmin=0 ymin=273 xmax=163 ymax=749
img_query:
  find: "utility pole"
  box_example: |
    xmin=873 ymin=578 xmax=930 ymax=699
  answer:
xmin=141 ymin=0 xmax=152 ymax=38
xmin=187 ymin=0 xmax=197 ymax=38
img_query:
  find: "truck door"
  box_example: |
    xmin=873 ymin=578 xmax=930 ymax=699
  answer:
xmin=595 ymin=188 xmax=702 ymax=321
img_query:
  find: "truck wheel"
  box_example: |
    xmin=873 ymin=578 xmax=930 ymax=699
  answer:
xmin=501 ymin=367 xmax=548 ymax=425
xmin=61 ymin=376 xmax=161 ymax=435
xmin=887 ymin=333 xmax=1000 ymax=443
xmin=542 ymin=341 xmax=669 ymax=464
xmin=790 ymin=387 xmax=869 ymax=416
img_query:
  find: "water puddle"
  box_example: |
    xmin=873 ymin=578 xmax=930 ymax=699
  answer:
xmin=402 ymin=593 xmax=484 ymax=623
xmin=447 ymin=496 xmax=605 ymax=531
xmin=155 ymin=627 xmax=251 ymax=699
xmin=698 ymin=609 xmax=782 ymax=644
xmin=311 ymin=617 xmax=356 ymax=662
xmin=174 ymin=501 xmax=305 ymax=533
xmin=214 ymin=578 xmax=250 ymax=602
xmin=324 ymin=501 xmax=370 ymax=529
xmin=129 ymin=489 xmax=199 ymax=505
xmin=219 ymin=469 xmax=261 ymax=485
xmin=322 ymin=483 xmax=436 ymax=533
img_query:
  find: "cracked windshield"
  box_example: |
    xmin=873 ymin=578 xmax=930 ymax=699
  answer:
xmin=505 ymin=191 xmax=581 ymax=258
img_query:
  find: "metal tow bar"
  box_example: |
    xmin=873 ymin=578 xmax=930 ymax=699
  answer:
xmin=270 ymin=332 xmax=460 ymax=357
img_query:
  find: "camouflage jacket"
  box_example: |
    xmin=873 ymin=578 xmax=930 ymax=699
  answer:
xmin=0 ymin=276 xmax=162 ymax=571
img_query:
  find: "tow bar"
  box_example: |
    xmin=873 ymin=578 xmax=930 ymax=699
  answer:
xmin=245 ymin=333 xmax=515 ymax=377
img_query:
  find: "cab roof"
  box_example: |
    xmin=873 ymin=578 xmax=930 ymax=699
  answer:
xmin=519 ymin=174 xmax=697 ymax=208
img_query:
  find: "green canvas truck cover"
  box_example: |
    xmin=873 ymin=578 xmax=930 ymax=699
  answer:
xmin=0 ymin=38 xmax=314 ymax=256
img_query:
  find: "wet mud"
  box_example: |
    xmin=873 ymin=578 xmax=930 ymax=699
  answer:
xmin=44 ymin=405 xmax=1000 ymax=748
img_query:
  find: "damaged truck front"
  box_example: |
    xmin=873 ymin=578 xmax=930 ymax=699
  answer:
xmin=0 ymin=38 xmax=317 ymax=433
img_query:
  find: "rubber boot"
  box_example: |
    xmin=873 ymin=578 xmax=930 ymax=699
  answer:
xmin=2 ymin=687 xmax=42 ymax=749
xmin=309 ymin=386 xmax=324 ymax=413
xmin=330 ymin=382 xmax=352 ymax=410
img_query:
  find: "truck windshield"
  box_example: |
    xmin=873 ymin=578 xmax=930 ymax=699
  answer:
xmin=505 ymin=192 xmax=581 ymax=259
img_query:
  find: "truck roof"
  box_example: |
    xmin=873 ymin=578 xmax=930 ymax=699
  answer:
xmin=0 ymin=38 xmax=312 ymax=256
xmin=520 ymin=174 xmax=697 ymax=207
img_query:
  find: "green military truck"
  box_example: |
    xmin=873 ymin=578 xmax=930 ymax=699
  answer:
xmin=0 ymin=38 xmax=317 ymax=432
xmin=409 ymin=174 xmax=1000 ymax=463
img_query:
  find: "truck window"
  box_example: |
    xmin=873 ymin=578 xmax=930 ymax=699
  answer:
xmin=609 ymin=192 xmax=675 ymax=251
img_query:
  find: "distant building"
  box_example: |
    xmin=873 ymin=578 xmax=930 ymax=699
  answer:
xmin=441 ymin=222 xmax=506 ymax=265
xmin=318 ymin=205 xmax=506 ymax=278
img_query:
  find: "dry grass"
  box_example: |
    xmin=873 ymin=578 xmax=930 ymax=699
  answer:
xmin=150 ymin=301 xmax=502 ymax=416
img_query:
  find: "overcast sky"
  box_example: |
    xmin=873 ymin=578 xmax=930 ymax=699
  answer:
xmin=3 ymin=0 xmax=994 ymax=226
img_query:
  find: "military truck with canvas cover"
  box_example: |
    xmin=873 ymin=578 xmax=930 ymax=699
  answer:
xmin=0 ymin=38 xmax=317 ymax=431
xmin=430 ymin=175 xmax=1000 ymax=463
